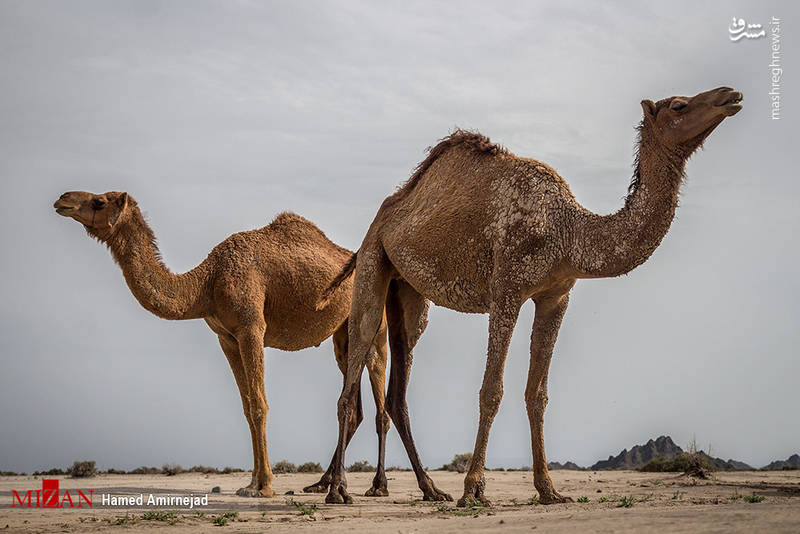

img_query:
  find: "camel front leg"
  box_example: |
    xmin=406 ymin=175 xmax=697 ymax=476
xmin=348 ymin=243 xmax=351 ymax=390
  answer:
xmin=217 ymin=334 xmax=261 ymax=491
xmin=326 ymin=245 xmax=393 ymax=505
xmin=525 ymin=293 xmax=572 ymax=504
xmin=458 ymin=295 xmax=521 ymax=507
xmin=304 ymin=320 xmax=365 ymax=494
xmin=235 ymin=323 xmax=274 ymax=498
xmin=385 ymin=279 xmax=450 ymax=502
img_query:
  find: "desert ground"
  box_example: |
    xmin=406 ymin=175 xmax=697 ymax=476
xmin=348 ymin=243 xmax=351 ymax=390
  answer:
xmin=1 ymin=470 xmax=798 ymax=533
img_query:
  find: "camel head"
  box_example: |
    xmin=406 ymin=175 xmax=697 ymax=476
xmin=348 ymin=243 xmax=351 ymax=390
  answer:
xmin=640 ymin=86 xmax=742 ymax=154
xmin=54 ymin=191 xmax=129 ymax=235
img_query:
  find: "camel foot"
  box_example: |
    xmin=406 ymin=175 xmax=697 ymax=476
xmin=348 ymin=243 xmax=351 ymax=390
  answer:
xmin=421 ymin=479 xmax=453 ymax=502
xmin=235 ymin=486 xmax=275 ymax=498
xmin=457 ymin=493 xmax=491 ymax=507
xmin=325 ymin=483 xmax=353 ymax=505
xmin=365 ymin=485 xmax=389 ymax=497
xmin=538 ymin=490 xmax=573 ymax=505
xmin=302 ymin=480 xmax=330 ymax=494
xmin=457 ymin=477 xmax=488 ymax=507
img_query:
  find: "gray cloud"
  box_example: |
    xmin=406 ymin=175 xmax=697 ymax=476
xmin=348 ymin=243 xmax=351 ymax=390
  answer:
xmin=0 ymin=0 xmax=797 ymax=474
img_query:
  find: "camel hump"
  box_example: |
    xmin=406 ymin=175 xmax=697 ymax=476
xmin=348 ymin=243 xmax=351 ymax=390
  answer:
xmin=266 ymin=211 xmax=333 ymax=242
xmin=315 ymin=252 xmax=357 ymax=311
xmin=392 ymin=129 xmax=510 ymax=202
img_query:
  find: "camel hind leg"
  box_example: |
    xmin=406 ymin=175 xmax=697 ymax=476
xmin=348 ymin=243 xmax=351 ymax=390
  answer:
xmin=385 ymin=279 xmax=452 ymax=501
xmin=364 ymin=316 xmax=390 ymax=496
xmin=303 ymin=320 xmax=364 ymax=494
xmin=326 ymin=244 xmax=393 ymax=505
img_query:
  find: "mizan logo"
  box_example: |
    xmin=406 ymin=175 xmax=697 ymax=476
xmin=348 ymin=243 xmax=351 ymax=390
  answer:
xmin=11 ymin=479 xmax=94 ymax=508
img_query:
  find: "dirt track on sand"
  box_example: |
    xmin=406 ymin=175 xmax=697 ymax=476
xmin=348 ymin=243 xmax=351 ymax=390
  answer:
xmin=2 ymin=470 xmax=798 ymax=532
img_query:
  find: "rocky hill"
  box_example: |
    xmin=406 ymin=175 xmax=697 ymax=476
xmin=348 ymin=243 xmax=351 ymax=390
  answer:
xmin=548 ymin=461 xmax=584 ymax=470
xmin=590 ymin=436 xmax=682 ymax=470
xmin=762 ymin=454 xmax=800 ymax=470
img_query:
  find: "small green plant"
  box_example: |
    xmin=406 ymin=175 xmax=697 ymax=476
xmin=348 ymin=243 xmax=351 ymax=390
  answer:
xmin=528 ymin=495 xmax=540 ymax=506
xmin=744 ymin=493 xmax=764 ymax=503
xmin=287 ymin=498 xmax=318 ymax=516
xmin=211 ymin=511 xmax=238 ymax=526
xmin=141 ymin=510 xmax=178 ymax=524
xmin=640 ymin=493 xmax=654 ymax=502
xmin=577 ymin=496 xmax=589 ymax=503
xmin=617 ymin=495 xmax=635 ymax=508
xmin=598 ymin=496 xmax=608 ymax=503
xmin=450 ymin=498 xmax=486 ymax=517
xmin=113 ymin=513 xmax=137 ymax=525
xmin=672 ymin=491 xmax=685 ymax=500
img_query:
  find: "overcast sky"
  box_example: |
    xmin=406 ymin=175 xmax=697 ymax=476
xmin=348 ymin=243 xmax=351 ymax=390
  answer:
xmin=0 ymin=0 xmax=797 ymax=475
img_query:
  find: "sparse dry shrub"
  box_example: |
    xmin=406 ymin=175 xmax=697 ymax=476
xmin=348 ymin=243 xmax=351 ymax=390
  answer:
xmin=347 ymin=460 xmax=375 ymax=472
xmin=441 ymin=453 xmax=473 ymax=473
xmin=272 ymin=460 xmax=298 ymax=474
xmin=297 ymin=462 xmax=323 ymax=473
xmin=162 ymin=464 xmax=184 ymax=476
xmin=70 ymin=461 xmax=96 ymax=478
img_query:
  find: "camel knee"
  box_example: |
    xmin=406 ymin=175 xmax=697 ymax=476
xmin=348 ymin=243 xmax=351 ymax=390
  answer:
xmin=336 ymin=391 xmax=356 ymax=421
xmin=249 ymin=398 xmax=268 ymax=423
xmin=479 ymin=384 xmax=503 ymax=421
xmin=376 ymin=411 xmax=390 ymax=434
xmin=524 ymin=386 xmax=547 ymax=409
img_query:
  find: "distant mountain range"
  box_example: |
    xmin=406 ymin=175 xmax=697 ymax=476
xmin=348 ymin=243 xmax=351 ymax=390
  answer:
xmin=546 ymin=436 xmax=798 ymax=471
xmin=762 ymin=454 xmax=800 ymax=470
xmin=590 ymin=436 xmax=685 ymax=470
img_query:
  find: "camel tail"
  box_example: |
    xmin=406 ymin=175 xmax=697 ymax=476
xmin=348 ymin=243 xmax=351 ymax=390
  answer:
xmin=316 ymin=252 xmax=358 ymax=310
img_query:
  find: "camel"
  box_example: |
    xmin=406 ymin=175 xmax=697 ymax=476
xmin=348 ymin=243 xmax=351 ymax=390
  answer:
xmin=53 ymin=192 xmax=392 ymax=499
xmin=318 ymin=87 xmax=743 ymax=506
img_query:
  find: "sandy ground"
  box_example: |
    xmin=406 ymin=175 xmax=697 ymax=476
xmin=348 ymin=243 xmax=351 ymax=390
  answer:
xmin=1 ymin=470 xmax=798 ymax=533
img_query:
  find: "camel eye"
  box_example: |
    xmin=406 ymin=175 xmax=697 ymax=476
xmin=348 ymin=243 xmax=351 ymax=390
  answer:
xmin=670 ymin=100 xmax=687 ymax=111
xmin=91 ymin=198 xmax=106 ymax=210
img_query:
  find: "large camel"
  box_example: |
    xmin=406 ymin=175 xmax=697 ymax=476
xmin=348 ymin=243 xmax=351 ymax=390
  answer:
xmin=318 ymin=87 xmax=743 ymax=505
xmin=53 ymin=192 xmax=391 ymax=498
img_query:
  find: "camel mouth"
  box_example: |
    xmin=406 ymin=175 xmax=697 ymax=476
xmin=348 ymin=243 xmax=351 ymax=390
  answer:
xmin=715 ymin=90 xmax=743 ymax=116
xmin=723 ymin=103 xmax=743 ymax=116
xmin=54 ymin=202 xmax=76 ymax=216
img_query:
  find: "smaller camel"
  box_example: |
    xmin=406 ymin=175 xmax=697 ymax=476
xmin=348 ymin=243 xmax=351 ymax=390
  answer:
xmin=54 ymin=191 xmax=390 ymax=498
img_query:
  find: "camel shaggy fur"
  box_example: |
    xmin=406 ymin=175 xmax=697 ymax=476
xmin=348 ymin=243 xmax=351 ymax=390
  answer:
xmin=319 ymin=87 xmax=742 ymax=506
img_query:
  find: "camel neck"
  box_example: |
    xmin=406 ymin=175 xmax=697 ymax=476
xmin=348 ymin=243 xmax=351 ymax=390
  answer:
xmin=571 ymin=128 xmax=686 ymax=278
xmin=98 ymin=207 xmax=212 ymax=320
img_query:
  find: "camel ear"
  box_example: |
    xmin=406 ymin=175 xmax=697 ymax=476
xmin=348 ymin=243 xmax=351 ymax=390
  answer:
xmin=108 ymin=192 xmax=128 ymax=226
xmin=641 ymin=99 xmax=656 ymax=118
